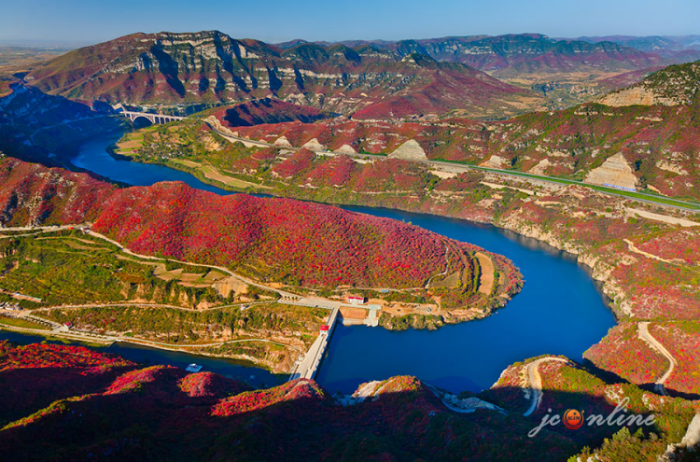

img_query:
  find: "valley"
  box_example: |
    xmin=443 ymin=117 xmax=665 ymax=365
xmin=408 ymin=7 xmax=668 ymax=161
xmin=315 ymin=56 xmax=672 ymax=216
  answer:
xmin=67 ymin=115 xmax=700 ymax=398
xmin=1 ymin=23 xmax=700 ymax=462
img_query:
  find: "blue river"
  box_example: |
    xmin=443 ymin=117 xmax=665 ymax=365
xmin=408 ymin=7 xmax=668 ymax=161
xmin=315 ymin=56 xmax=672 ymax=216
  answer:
xmin=3 ymin=132 xmax=617 ymax=394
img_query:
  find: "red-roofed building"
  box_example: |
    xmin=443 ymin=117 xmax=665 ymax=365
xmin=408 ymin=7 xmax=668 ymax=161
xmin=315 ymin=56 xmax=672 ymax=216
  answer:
xmin=347 ymin=295 xmax=365 ymax=305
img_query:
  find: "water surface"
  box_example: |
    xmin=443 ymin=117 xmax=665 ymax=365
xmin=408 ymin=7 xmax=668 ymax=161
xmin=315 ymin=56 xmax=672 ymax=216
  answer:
xmin=55 ymin=133 xmax=618 ymax=393
xmin=0 ymin=330 xmax=283 ymax=388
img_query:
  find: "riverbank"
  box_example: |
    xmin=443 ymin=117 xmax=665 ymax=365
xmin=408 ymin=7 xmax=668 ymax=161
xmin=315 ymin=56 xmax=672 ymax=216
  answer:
xmin=117 ymin=152 xmax=621 ymax=316
xmin=0 ymin=321 xmax=291 ymax=373
xmin=127 ymin=138 xmax=700 ymax=322
xmin=0 ymin=329 xmax=286 ymax=389
xmin=1 ymin=137 xmax=612 ymax=392
xmin=95 ymin=132 xmax=700 ymax=395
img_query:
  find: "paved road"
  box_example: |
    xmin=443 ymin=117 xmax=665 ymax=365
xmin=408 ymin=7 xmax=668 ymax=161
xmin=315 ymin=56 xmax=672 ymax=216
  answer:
xmin=33 ymin=302 xmax=262 ymax=314
xmin=0 ymin=225 xmax=81 ymax=233
xmin=638 ymin=322 xmax=677 ymax=396
xmin=211 ymin=125 xmax=700 ymax=213
xmin=523 ymin=357 xmax=569 ymax=417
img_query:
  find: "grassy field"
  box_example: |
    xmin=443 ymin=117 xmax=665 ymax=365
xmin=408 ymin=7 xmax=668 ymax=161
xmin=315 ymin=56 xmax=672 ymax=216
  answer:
xmin=114 ymin=127 xmax=156 ymax=155
xmin=0 ymin=231 xmax=241 ymax=308
xmin=169 ymin=159 xmax=269 ymax=189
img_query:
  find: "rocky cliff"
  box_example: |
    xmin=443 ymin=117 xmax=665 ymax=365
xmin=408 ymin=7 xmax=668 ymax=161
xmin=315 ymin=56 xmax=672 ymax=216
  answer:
xmin=600 ymin=60 xmax=700 ymax=106
xmin=24 ymin=31 xmax=539 ymax=119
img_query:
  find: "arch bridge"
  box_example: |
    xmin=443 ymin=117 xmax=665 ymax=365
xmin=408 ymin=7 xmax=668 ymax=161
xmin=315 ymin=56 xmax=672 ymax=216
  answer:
xmin=120 ymin=111 xmax=185 ymax=125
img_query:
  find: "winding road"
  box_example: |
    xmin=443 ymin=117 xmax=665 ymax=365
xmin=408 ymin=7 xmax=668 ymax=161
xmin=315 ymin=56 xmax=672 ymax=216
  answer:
xmin=523 ymin=357 xmax=569 ymax=417
xmin=638 ymin=322 xmax=677 ymax=396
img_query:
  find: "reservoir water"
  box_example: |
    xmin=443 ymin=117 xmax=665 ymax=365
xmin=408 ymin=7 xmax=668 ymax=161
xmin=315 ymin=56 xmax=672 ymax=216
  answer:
xmin=0 ymin=330 xmax=284 ymax=389
xmin=9 ymin=132 xmax=617 ymax=394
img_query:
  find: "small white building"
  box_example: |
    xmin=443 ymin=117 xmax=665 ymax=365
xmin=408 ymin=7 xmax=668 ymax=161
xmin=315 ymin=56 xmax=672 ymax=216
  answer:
xmin=347 ymin=295 xmax=365 ymax=305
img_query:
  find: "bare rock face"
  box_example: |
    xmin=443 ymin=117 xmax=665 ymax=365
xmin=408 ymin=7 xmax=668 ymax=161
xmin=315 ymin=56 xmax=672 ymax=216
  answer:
xmin=302 ymin=138 xmax=326 ymax=151
xmin=528 ymin=158 xmax=551 ymax=175
xmin=480 ymin=154 xmax=507 ymax=169
xmin=599 ymin=86 xmax=679 ymax=107
xmin=274 ymin=136 xmax=292 ymax=147
xmin=388 ymin=140 xmax=428 ymax=161
xmin=584 ymin=153 xmax=639 ymax=190
xmin=660 ymin=413 xmax=700 ymax=461
xmin=334 ymin=144 xmax=357 ymax=154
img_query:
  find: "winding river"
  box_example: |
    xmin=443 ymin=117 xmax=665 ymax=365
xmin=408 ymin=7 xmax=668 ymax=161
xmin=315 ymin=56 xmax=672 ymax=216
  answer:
xmin=2 ymin=132 xmax=617 ymax=394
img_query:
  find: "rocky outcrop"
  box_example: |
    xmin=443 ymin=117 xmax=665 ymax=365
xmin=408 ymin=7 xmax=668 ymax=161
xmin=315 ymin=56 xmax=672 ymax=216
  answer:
xmin=599 ymin=86 xmax=679 ymax=107
xmin=274 ymin=136 xmax=292 ymax=147
xmin=480 ymin=155 xmax=508 ymax=169
xmin=388 ymin=140 xmax=428 ymax=161
xmin=599 ymin=61 xmax=700 ymax=107
xmin=302 ymin=138 xmax=326 ymax=151
xmin=660 ymin=413 xmax=700 ymax=461
xmin=528 ymin=158 xmax=550 ymax=175
xmin=334 ymin=144 xmax=357 ymax=154
xmin=584 ymin=153 xmax=639 ymax=190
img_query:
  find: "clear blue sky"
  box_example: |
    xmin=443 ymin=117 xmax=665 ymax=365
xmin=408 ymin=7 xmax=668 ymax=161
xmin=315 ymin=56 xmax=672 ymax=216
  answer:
xmin=1 ymin=0 xmax=698 ymax=45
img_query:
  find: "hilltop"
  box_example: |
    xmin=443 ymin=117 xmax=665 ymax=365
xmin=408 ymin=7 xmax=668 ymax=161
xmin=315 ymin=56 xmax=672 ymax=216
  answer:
xmin=22 ymin=30 xmax=540 ymax=120
xmin=385 ymin=34 xmax=660 ymax=77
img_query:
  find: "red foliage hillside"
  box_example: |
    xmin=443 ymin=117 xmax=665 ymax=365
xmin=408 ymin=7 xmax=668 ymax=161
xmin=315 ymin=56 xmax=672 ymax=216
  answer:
xmin=0 ymin=159 xmax=115 ymax=226
xmin=0 ymin=158 xmax=520 ymax=293
xmin=217 ymin=98 xmax=326 ymax=127
xmin=271 ymin=148 xmax=315 ymax=178
xmin=0 ymin=341 xmax=135 ymax=428
xmin=91 ymin=181 xmax=465 ymax=287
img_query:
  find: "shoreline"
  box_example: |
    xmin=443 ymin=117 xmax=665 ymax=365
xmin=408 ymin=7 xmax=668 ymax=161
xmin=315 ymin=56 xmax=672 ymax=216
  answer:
xmin=113 ymin=152 xmax=618 ymax=317
xmin=0 ymin=324 xmax=286 ymax=376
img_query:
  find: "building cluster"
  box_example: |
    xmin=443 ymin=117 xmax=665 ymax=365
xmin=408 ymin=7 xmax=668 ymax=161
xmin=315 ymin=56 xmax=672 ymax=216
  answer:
xmin=0 ymin=302 xmax=22 ymax=311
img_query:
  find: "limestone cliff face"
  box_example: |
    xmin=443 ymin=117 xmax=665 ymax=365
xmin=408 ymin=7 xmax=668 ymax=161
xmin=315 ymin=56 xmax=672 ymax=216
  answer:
xmin=599 ymin=60 xmax=700 ymax=107
xmin=598 ymin=86 xmax=679 ymax=107
xmin=25 ymin=31 xmax=534 ymax=119
xmin=584 ymin=153 xmax=639 ymax=190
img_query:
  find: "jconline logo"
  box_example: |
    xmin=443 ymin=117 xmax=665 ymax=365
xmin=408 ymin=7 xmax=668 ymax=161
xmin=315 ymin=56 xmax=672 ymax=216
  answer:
xmin=528 ymin=398 xmax=655 ymax=437
xmin=562 ymin=409 xmax=584 ymax=430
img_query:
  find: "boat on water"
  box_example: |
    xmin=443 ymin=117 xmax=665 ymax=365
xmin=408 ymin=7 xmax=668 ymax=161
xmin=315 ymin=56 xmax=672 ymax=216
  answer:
xmin=186 ymin=363 xmax=203 ymax=373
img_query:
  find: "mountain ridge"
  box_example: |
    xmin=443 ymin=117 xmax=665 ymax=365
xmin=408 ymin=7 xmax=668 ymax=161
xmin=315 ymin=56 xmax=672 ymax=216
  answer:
xmin=276 ymin=33 xmax=667 ymax=76
xmin=23 ymin=30 xmax=539 ymax=120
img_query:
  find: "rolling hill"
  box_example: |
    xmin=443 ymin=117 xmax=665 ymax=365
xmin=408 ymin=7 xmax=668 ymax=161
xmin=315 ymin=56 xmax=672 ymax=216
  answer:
xmin=0 ymin=157 xmax=522 ymax=302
